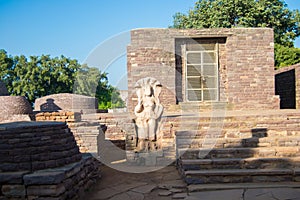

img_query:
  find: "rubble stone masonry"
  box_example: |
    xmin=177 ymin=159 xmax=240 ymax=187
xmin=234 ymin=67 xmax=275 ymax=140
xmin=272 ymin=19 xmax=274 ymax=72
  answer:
xmin=0 ymin=121 xmax=100 ymax=199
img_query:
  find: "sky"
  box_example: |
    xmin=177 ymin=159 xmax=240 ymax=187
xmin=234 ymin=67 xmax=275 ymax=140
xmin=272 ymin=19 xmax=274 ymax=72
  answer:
xmin=0 ymin=0 xmax=299 ymax=89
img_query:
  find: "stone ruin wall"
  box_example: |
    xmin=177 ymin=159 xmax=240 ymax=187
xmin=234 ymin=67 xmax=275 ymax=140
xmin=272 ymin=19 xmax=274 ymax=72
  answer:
xmin=35 ymin=111 xmax=127 ymax=151
xmin=0 ymin=121 xmax=100 ymax=199
xmin=35 ymin=111 xmax=101 ymax=154
xmin=35 ymin=111 xmax=82 ymax=123
xmin=127 ymin=28 xmax=279 ymax=112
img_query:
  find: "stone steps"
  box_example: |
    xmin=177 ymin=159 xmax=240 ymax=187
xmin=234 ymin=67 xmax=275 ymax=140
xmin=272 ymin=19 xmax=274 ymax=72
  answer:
xmin=176 ymin=136 xmax=300 ymax=149
xmin=175 ymin=129 xmax=300 ymax=140
xmin=187 ymin=181 xmax=300 ymax=192
xmin=183 ymin=168 xmax=300 ymax=184
xmin=178 ymin=147 xmax=300 ymax=159
xmin=169 ymin=113 xmax=300 ymax=130
xmin=178 ymin=157 xmax=300 ymax=171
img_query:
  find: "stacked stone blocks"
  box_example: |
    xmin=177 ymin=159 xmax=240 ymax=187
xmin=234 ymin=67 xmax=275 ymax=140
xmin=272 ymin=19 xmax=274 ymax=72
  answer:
xmin=0 ymin=122 xmax=100 ymax=199
xmin=175 ymin=111 xmax=300 ymax=185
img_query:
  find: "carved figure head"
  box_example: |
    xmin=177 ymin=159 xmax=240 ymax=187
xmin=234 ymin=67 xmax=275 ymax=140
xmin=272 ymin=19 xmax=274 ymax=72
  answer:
xmin=134 ymin=77 xmax=162 ymax=103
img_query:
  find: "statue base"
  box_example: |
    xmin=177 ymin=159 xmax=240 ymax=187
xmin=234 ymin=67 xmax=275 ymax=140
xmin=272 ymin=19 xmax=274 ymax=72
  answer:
xmin=126 ymin=150 xmax=164 ymax=166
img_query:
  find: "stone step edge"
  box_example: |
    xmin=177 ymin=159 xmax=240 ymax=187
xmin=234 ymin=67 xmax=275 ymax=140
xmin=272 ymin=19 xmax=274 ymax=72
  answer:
xmin=184 ymin=168 xmax=300 ymax=176
xmin=23 ymin=153 xmax=95 ymax=185
xmin=188 ymin=182 xmax=300 ymax=192
xmin=176 ymin=136 xmax=300 ymax=142
xmin=178 ymin=146 xmax=300 ymax=152
xmin=180 ymin=157 xmax=300 ymax=165
xmin=175 ymin=129 xmax=300 ymax=135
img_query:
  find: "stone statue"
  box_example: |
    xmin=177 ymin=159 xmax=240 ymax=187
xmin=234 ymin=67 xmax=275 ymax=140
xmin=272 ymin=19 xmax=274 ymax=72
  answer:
xmin=134 ymin=77 xmax=164 ymax=151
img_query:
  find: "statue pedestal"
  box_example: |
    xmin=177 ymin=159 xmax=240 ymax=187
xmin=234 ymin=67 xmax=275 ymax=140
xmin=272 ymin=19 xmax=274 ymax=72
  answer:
xmin=126 ymin=150 xmax=164 ymax=166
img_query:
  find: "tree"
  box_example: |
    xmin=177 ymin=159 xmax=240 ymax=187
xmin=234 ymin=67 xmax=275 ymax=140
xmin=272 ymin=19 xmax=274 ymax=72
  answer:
xmin=1 ymin=54 xmax=80 ymax=104
xmin=74 ymin=64 xmax=125 ymax=109
xmin=275 ymin=44 xmax=300 ymax=68
xmin=0 ymin=50 xmax=14 ymax=90
xmin=172 ymin=0 xmax=300 ymax=67
xmin=0 ymin=50 xmax=125 ymax=108
xmin=73 ymin=64 xmax=103 ymax=96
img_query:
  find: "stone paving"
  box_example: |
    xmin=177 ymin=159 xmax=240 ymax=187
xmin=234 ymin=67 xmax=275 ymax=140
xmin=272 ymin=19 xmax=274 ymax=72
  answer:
xmin=84 ymin=164 xmax=300 ymax=200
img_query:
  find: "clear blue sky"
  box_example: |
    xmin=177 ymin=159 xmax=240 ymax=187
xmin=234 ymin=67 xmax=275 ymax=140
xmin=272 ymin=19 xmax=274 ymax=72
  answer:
xmin=0 ymin=0 xmax=299 ymax=89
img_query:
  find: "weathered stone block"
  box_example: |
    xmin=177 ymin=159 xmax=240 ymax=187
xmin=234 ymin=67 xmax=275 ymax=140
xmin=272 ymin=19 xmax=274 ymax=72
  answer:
xmin=24 ymin=171 xmax=65 ymax=185
xmin=1 ymin=185 xmax=26 ymax=197
xmin=27 ymin=184 xmax=66 ymax=197
xmin=0 ymin=171 xmax=30 ymax=184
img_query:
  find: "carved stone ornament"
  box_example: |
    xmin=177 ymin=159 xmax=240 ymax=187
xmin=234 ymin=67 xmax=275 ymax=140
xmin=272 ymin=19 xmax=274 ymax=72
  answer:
xmin=134 ymin=77 xmax=164 ymax=152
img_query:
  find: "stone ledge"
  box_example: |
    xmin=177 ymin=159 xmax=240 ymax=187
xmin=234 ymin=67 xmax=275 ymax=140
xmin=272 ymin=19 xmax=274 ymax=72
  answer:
xmin=185 ymin=168 xmax=294 ymax=176
xmin=0 ymin=153 xmax=100 ymax=199
xmin=0 ymin=171 xmax=30 ymax=184
xmin=188 ymin=182 xmax=300 ymax=192
xmin=0 ymin=121 xmax=66 ymax=131
xmin=24 ymin=153 xmax=93 ymax=185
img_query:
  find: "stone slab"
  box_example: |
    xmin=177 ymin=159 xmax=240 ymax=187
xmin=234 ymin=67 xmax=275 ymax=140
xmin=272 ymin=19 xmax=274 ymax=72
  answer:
xmin=108 ymin=191 xmax=144 ymax=200
xmin=131 ymin=184 xmax=157 ymax=194
xmin=158 ymin=180 xmax=187 ymax=189
xmin=159 ymin=190 xmax=172 ymax=196
xmin=0 ymin=121 xmax=65 ymax=131
xmin=173 ymin=193 xmax=188 ymax=199
xmin=92 ymin=188 xmax=117 ymax=200
xmin=26 ymin=184 xmax=66 ymax=196
xmin=185 ymin=189 xmax=244 ymax=200
xmin=185 ymin=168 xmax=293 ymax=176
xmin=188 ymin=182 xmax=300 ymax=192
xmin=93 ymin=182 xmax=148 ymax=200
xmin=112 ymin=182 xmax=148 ymax=193
xmin=1 ymin=185 xmax=26 ymax=197
xmin=0 ymin=171 xmax=30 ymax=184
xmin=24 ymin=158 xmax=83 ymax=185
xmin=244 ymin=188 xmax=300 ymax=200
xmin=24 ymin=171 xmax=65 ymax=185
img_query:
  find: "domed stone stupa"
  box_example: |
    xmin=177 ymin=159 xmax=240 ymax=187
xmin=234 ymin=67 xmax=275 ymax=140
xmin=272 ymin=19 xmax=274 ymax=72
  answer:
xmin=0 ymin=81 xmax=33 ymax=122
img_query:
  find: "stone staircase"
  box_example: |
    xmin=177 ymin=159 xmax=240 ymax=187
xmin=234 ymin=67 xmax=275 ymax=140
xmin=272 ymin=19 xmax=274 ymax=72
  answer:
xmin=176 ymin=111 xmax=300 ymax=187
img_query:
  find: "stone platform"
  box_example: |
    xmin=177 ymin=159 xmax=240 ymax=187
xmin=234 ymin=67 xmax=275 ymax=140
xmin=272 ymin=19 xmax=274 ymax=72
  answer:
xmin=175 ymin=109 xmax=300 ymax=185
xmin=0 ymin=121 xmax=100 ymax=199
xmin=84 ymin=164 xmax=300 ymax=200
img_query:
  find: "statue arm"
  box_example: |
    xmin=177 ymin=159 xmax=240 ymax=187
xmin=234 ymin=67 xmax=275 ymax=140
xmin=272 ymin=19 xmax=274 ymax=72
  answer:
xmin=134 ymin=100 xmax=143 ymax=114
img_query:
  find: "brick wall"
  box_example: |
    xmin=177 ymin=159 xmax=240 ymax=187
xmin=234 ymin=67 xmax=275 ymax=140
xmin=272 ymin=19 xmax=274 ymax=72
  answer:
xmin=35 ymin=111 xmax=81 ymax=122
xmin=275 ymin=63 xmax=300 ymax=109
xmin=127 ymin=28 xmax=279 ymax=112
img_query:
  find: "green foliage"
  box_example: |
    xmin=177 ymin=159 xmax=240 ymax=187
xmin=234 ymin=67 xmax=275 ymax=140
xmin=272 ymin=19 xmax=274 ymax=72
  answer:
xmin=0 ymin=50 xmax=125 ymax=109
xmin=0 ymin=50 xmax=14 ymax=90
xmin=95 ymin=76 xmax=125 ymax=110
xmin=172 ymin=0 xmax=300 ymax=67
xmin=0 ymin=51 xmax=80 ymax=104
xmin=74 ymin=64 xmax=125 ymax=109
xmin=73 ymin=64 xmax=102 ymax=96
xmin=275 ymin=44 xmax=300 ymax=69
